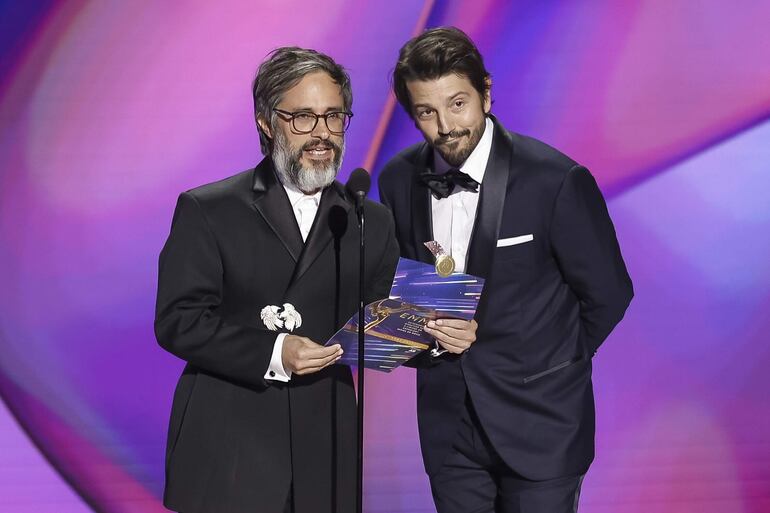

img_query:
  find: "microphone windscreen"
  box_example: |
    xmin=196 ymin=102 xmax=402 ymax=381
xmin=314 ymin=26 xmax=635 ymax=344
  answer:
xmin=346 ymin=167 xmax=371 ymax=197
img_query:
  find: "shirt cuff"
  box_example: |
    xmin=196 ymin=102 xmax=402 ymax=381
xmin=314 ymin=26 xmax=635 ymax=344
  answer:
xmin=264 ymin=333 xmax=292 ymax=382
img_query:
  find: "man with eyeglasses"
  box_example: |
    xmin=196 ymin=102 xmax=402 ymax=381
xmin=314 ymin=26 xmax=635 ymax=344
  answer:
xmin=155 ymin=47 xmax=399 ymax=513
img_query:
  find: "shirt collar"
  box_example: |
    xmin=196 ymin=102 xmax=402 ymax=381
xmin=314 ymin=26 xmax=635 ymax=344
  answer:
xmin=282 ymin=182 xmax=321 ymax=208
xmin=433 ymin=116 xmax=494 ymax=184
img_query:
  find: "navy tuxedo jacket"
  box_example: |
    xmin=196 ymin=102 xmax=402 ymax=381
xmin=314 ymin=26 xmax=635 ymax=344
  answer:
xmin=378 ymin=116 xmax=633 ymax=480
xmin=155 ymin=159 xmax=399 ymax=513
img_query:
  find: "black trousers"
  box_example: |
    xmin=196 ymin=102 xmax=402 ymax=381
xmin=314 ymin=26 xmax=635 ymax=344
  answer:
xmin=179 ymin=484 xmax=292 ymax=513
xmin=283 ymin=484 xmax=293 ymax=513
xmin=429 ymin=395 xmax=584 ymax=513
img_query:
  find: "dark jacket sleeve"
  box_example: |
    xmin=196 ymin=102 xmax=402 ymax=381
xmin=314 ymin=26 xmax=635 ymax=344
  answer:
xmin=365 ymin=208 xmax=400 ymax=304
xmin=377 ymin=178 xmax=393 ymax=212
xmin=154 ymin=192 xmax=275 ymax=389
xmin=549 ymin=165 xmax=633 ymax=355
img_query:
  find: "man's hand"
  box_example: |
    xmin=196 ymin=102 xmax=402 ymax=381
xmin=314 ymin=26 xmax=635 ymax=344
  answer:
xmin=282 ymin=336 xmax=343 ymax=375
xmin=424 ymin=318 xmax=478 ymax=354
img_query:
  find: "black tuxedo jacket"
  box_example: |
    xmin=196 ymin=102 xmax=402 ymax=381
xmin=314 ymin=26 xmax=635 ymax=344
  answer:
xmin=378 ymin=116 xmax=633 ymax=481
xmin=155 ymin=159 xmax=398 ymax=513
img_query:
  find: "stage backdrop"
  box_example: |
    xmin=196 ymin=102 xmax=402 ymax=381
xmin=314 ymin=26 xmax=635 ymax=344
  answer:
xmin=1 ymin=1 xmax=769 ymax=512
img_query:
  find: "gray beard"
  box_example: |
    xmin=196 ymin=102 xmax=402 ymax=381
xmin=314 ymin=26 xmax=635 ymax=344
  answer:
xmin=272 ymin=130 xmax=342 ymax=194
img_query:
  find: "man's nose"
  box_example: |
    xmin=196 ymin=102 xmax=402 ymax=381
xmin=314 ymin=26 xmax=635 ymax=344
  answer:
xmin=436 ymin=112 xmax=454 ymax=137
xmin=311 ymin=117 xmax=331 ymax=139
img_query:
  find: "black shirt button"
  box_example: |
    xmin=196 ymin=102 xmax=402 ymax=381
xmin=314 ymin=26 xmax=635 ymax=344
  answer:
xmin=269 ymin=371 xmax=276 ymax=377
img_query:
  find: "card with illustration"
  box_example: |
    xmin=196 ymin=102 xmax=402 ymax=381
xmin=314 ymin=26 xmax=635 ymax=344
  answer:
xmin=326 ymin=258 xmax=484 ymax=372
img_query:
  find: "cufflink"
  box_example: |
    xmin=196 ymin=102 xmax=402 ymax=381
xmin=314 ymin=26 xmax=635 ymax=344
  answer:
xmin=269 ymin=371 xmax=276 ymax=377
xmin=430 ymin=347 xmax=449 ymax=357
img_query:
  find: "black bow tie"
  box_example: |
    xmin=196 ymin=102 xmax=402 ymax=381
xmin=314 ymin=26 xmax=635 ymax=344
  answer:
xmin=419 ymin=168 xmax=480 ymax=199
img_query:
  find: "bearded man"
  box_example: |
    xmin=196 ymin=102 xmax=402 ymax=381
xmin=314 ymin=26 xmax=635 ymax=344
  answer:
xmin=155 ymin=47 xmax=399 ymax=513
xmin=378 ymin=28 xmax=633 ymax=513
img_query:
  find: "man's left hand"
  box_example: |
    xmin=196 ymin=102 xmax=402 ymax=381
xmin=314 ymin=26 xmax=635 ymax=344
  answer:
xmin=424 ymin=318 xmax=478 ymax=354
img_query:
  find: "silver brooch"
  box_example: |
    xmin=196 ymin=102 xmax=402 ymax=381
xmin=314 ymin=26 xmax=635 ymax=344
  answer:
xmin=260 ymin=303 xmax=302 ymax=332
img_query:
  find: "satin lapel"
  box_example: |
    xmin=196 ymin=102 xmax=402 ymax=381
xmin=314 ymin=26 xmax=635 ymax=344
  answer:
xmin=411 ymin=143 xmax=435 ymax=264
xmin=250 ymin=160 xmax=304 ymax=262
xmin=465 ymin=119 xmax=515 ymax=279
xmin=291 ymin=181 xmax=351 ymax=285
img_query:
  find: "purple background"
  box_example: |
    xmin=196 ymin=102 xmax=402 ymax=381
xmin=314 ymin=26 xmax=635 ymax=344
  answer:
xmin=1 ymin=1 xmax=769 ymax=512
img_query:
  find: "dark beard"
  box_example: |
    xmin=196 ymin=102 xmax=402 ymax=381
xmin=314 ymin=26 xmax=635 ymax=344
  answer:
xmin=432 ymin=122 xmax=485 ymax=168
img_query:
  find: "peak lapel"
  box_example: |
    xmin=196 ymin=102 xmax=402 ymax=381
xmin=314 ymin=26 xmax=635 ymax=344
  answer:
xmin=290 ymin=181 xmax=351 ymax=285
xmin=250 ymin=160 xmax=304 ymax=262
xmin=465 ymin=118 xmax=515 ymax=279
xmin=411 ymin=144 xmax=436 ymax=264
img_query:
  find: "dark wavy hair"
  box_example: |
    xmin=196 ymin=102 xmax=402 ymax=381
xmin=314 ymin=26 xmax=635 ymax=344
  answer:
xmin=252 ymin=47 xmax=352 ymax=155
xmin=392 ymin=27 xmax=491 ymax=117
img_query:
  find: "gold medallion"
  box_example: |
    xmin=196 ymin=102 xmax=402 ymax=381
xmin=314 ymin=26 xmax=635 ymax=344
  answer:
xmin=435 ymin=254 xmax=455 ymax=277
xmin=424 ymin=240 xmax=456 ymax=277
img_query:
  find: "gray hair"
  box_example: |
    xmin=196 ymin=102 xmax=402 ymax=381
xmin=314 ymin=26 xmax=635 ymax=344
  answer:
xmin=252 ymin=47 xmax=353 ymax=155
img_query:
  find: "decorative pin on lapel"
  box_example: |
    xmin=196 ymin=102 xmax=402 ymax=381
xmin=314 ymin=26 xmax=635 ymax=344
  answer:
xmin=260 ymin=303 xmax=303 ymax=332
xmin=424 ymin=241 xmax=455 ymax=277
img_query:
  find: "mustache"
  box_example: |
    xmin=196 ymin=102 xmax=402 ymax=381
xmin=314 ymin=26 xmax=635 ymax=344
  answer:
xmin=302 ymin=140 xmax=340 ymax=152
xmin=435 ymin=128 xmax=471 ymax=145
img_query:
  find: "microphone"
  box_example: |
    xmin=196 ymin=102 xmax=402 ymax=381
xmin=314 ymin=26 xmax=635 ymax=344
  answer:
xmin=346 ymin=166 xmax=370 ymax=513
xmin=346 ymin=167 xmax=371 ymax=212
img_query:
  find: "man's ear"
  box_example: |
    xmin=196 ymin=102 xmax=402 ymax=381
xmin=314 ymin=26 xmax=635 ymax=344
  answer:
xmin=483 ymin=77 xmax=492 ymax=114
xmin=256 ymin=115 xmax=273 ymax=139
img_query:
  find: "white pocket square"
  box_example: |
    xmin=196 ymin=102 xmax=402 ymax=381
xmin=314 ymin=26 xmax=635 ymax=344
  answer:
xmin=496 ymin=234 xmax=534 ymax=247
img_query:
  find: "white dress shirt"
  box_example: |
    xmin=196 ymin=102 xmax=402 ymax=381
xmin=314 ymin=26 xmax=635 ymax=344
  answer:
xmin=264 ymin=184 xmax=322 ymax=382
xmin=431 ymin=117 xmax=494 ymax=273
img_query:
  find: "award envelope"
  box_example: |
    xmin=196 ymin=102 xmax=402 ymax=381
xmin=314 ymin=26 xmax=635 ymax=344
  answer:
xmin=325 ymin=257 xmax=485 ymax=372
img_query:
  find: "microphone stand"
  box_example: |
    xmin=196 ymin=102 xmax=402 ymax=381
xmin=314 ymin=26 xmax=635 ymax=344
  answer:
xmin=355 ymin=191 xmax=365 ymax=513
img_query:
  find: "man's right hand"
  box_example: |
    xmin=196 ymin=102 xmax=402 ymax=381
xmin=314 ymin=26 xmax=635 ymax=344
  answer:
xmin=282 ymin=336 xmax=343 ymax=375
